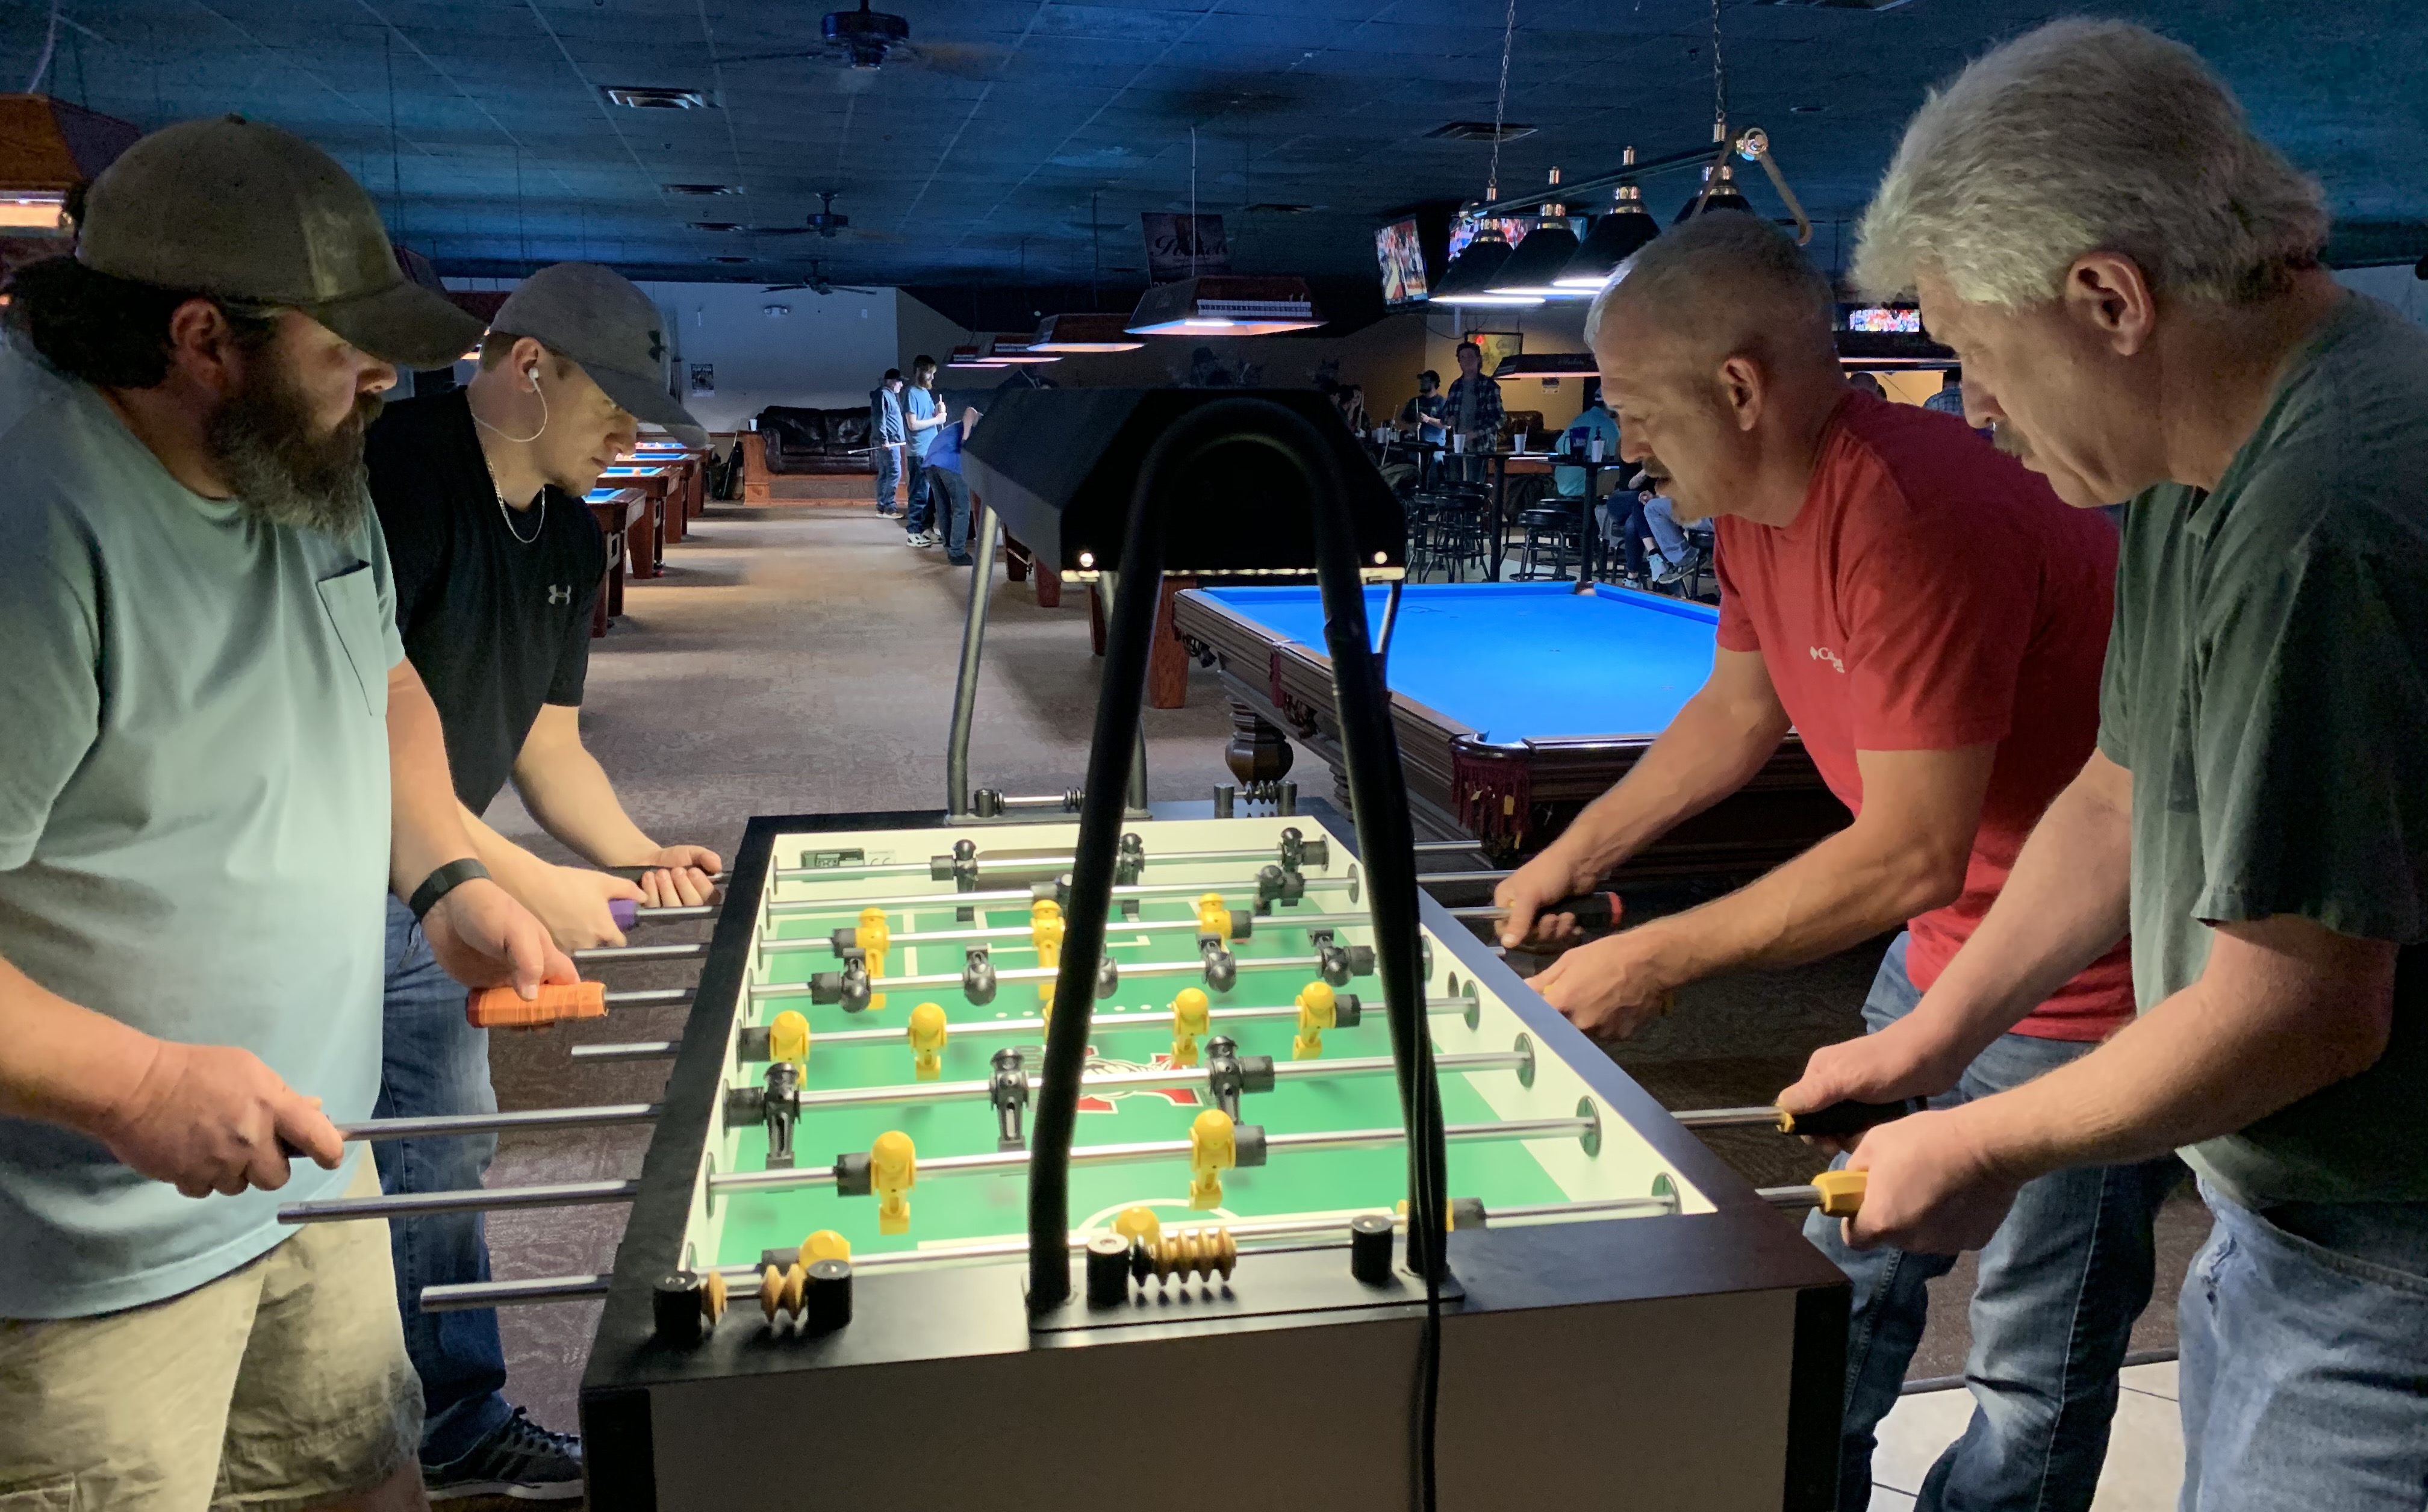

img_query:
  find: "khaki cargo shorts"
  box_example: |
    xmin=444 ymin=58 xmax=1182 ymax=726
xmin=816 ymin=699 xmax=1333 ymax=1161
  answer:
xmin=0 ymin=1157 xmax=423 ymax=1511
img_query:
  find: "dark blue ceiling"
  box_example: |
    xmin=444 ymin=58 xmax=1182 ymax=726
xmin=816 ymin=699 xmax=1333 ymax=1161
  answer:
xmin=12 ymin=0 xmax=2426 ymax=291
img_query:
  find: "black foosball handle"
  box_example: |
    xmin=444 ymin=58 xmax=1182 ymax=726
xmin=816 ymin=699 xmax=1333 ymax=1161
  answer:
xmin=1776 ymin=1097 xmax=1925 ymax=1138
xmin=1546 ymin=891 xmax=1623 ymax=930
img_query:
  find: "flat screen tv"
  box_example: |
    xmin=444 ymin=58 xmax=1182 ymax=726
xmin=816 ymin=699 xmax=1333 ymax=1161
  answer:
xmin=1844 ymin=305 xmax=1924 ymax=334
xmin=1377 ymin=217 xmax=1429 ymax=305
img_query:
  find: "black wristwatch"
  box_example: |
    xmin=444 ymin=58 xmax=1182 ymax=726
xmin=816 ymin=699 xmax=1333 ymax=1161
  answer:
xmin=409 ymin=857 xmax=492 ymax=922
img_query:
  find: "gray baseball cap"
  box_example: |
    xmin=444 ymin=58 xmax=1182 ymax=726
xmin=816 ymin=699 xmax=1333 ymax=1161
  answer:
xmin=490 ymin=263 xmax=705 ymax=444
xmin=77 ymin=115 xmax=484 ymax=372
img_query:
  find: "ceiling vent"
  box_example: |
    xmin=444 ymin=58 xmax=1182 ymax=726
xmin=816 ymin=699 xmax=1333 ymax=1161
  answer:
xmin=709 ymin=255 xmax=752 ymax=264
xmin=689 ymin=220 xmax=744 ymax=232
xmin=1749 ymin=0 xmax=1916 ymax=9
xmin=603 ymin=86 xmax=711 ymax=109
xmin=665 ymin=184 xmax=742 ymax=196
xmin=1242 ymin=202 xmax=1318 ymax=214
xmin=1427 ymin=122 xmax=1537 ymax=143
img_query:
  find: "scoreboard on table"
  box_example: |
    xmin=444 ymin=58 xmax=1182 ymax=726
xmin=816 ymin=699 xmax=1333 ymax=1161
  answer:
xmin=577 ymin=806 xmax=1850 ymax=1511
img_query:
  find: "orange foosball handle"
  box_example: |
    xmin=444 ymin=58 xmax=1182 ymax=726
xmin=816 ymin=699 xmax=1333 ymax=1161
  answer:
xmin=466 ymin=981 xmax=606 ymax=1030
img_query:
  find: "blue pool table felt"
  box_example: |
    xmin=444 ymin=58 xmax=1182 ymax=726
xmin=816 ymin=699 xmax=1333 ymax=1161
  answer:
xmin=1198 ymin=582 xmax=1719 ymax=744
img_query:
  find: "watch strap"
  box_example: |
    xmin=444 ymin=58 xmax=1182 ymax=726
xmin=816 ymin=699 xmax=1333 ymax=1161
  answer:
xmin=409 ymin=857 xmax=492 ymax=922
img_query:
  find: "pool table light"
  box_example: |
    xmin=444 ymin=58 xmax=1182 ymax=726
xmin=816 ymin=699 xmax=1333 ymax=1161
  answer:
xmin=1125 ymin=275 xmax=1325 ymax=336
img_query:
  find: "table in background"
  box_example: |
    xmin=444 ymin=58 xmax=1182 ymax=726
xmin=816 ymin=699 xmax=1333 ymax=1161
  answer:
xmin=596 ymin=464 xmax=674 ymax=576
xmin=630 ymin=441 xmax=708 ymax=527
xmin=1173 ymin=580 xmax=1843 ymax=866
xmin=583 ymin=487 xmax=643 ymax=635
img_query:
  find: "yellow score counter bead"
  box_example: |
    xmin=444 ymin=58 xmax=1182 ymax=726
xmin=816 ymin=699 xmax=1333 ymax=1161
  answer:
xmin=1293 ymin=980 xmax=1337 ymax=1061
xmin=1188 ymin=1109 xmax=1236 ymax=1210
xmin=768 ymin=1009 xmax=811 ymax=1071
xmin=907 ymin=1002 xmax=948 ymax=1080
xmin=1112 ymin=1206 xmax=1163 ymax=1249
xmin=1170 ymin=988 xmax=1210 ymax=1069
xmin=871 ymin=1130 xmax=917 ymax=1234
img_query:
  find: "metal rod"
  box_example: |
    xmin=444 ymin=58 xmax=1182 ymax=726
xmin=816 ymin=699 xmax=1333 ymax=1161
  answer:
xmin=774 ymin=846 xmax=1358 ymax=885
xmin=413 ymin=1188 xmax=1684 ymax=1309
xmin=1414 ymin=841 xmax=1485 ymax=854
xmin=764 ymin=873 xmax=1357 ymax=919
xmin=1465 ymin=132 xmax=1748 ymax=217
xmin=1757 ymin=1183 xmax=1835 ymax=1211
xmin=945 ymin=501 xmax=1000 ymax=817
xmin=634 ymin=905 xmax=717 ymax=922
xmin=733 ymin=992 xmax=1478 ymax=1044
xmin=604 ymin=988 xmax=692 ymax=1007
xmin=747 ymin=950 xmax=1353 ymax=998
xmin=572 ymin=942 xmax=708 ymax=964
xmin=1416 ymin=870 xmax=1511 ymax=888
xmin=773 ymin=1049 xmax=1527 ymax=1118
xmin=338 ymin=1104 xmax=662 ymax=1142
xmin=711 ymin=1116 xmax=1594 ymax=1198
xmin=1669 ymin=1106 xmax=1785 ymax=1131
xmin=771 ymin=907 xmax=1375 ymax=956
xmin=278 ymin=1178 xmax=643 ymax=1225
xmin=568 ymin=1040 xmax=679 ymax=1061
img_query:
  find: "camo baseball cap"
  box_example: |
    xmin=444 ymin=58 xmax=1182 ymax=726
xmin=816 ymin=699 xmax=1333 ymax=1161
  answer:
xmin=76 ymin=114 xmax=482 ymax=370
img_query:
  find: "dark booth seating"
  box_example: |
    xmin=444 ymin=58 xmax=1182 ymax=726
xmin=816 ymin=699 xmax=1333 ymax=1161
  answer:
xmin=753 ymin=405 xmax=877 ymax=474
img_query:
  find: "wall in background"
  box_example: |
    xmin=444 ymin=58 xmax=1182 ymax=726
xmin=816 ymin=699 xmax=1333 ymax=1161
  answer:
xmin=2335 ymin=264 xmax=2428 ymax=325
xmin=640 ymin=282 xmax=901 ymax=431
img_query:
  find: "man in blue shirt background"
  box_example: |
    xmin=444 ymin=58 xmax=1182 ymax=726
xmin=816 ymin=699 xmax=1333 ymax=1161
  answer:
xmin=901 ymin=355 xmax=948 ymax=547
xmin=869 ymin=368 xmax=905 ymax=516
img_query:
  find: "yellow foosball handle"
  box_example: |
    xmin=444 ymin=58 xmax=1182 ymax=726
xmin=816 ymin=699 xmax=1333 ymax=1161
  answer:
xmin=1813 ymin=1169 xmax=1867 ymax=1218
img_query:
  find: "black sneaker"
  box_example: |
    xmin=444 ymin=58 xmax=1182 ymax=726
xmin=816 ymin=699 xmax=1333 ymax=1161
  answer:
xmin=424 ymin=1408 xmax=583 ymax=1502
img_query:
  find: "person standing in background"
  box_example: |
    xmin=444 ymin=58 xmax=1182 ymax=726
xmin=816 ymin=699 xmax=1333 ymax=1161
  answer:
xmin=869 ymin=368 xmax=905 ymax=516
xmin=924 ymin=403 xmax=980 ymax=567
xmin=1442 ymin=340 xmax=1504 ymax=482
xmin=1924 ymin=367 xmax=1967 ymax=417
xmin=901 ymin=355 xmax=947 ymax=548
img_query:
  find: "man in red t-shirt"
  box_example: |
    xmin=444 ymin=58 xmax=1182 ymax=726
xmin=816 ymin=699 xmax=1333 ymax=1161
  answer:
xmin=1496 ymin=214 xmax=2179 ymax=1512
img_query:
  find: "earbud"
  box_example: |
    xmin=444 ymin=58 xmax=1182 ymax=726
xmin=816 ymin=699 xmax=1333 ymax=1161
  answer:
xmin=525 ymin=366 xmax=540 ymax=391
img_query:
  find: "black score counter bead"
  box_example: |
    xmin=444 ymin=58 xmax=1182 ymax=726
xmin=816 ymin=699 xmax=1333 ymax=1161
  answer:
xmin=1348 ymin=1216 xmax=1395 ymax=1287
xmin=654 ymin=1272 xmax=706 ymax=1345
xmin=1085 ymin=1235 xmax=1132 ymax=1307
xmin=805 ymin=1259 xmax=853 ymax=1332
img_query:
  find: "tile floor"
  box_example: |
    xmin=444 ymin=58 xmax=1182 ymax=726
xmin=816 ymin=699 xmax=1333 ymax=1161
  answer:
xmin=1868 ymin=1360 xmax=2184 ymax=1510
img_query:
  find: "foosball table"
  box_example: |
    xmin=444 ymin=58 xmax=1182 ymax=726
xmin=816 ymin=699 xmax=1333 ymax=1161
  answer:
xmin=554 ymin=805 xmax=1851 ymax=1510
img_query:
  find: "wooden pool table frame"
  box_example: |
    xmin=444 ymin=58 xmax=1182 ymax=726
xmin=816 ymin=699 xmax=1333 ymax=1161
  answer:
xmin=1172 ymin=587 xmax=1847 ymax=868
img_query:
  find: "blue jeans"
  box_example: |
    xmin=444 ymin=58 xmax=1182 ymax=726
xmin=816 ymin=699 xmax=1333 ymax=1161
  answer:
xmin=2178 ymin=1184 xmax=2428 ymax=1511
xmin=903 ymin=450 xmax=933 ymax=534
xmin=929 ymin=467 xmax=972 ymax=559
xmin=873 ymin=443 xmax=901 ymax=512
xmin=375 ymin=897 xmax=510 ymax=1465
xmin=1643 ymin=494 xmax=1688 ymax=565
xmin=1805 ymin=934 xmax=2182 ymax=1512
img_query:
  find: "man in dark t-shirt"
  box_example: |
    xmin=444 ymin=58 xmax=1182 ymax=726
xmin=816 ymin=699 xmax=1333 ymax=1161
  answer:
xmin=363 ymin=262 xmax=717 ymax=1500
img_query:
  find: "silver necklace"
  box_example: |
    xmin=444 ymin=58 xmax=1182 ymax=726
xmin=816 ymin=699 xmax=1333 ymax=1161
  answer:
xmin=496 ymin=485 xmax=545 ymax=546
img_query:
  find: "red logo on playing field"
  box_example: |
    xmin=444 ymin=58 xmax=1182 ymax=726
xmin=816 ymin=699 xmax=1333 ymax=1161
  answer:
xmin=1077 ymin=1048 xmax=1201 ymax=1114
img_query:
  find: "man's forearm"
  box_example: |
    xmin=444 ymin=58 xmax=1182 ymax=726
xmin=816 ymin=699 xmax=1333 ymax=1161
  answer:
xmin=0 ymin=955 xmax=156 ymax=1131
xmin=456 ymin=806 xmax=559 ymax=900
xmin=1960 ymin=924 xmax=2394 ymax=1180
xmin=1550 ymin=689 xmax=1787 ymax=880
xmin=1899 ymin=755 xmax=2134 ymax=1066
xmin=1627 ymin=819 xmax=1957 ymax=983
xmin=387 ymin=663 xmax=478 ymax=897
xmin=514 ymin=741 xmax=658 ymax=867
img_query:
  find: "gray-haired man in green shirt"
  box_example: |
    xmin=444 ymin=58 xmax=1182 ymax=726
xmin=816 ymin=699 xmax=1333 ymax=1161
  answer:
xmin=0 ymin=119 xmax=571 ymax=1510
xmin=1772 ymin=22 xmax=2428 ymax=1511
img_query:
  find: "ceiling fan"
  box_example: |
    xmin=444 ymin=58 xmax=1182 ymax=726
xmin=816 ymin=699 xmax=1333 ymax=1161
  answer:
xmin=762 ymin=260 xmax=880 ymax=296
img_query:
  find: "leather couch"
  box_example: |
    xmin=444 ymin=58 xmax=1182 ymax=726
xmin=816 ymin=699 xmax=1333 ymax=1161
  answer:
xmin=753 ymin=406 xmax=876 ymax=474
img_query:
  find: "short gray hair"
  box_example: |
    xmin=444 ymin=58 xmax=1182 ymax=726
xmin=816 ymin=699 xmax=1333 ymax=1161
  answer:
xmin=1586 ymin=210 xmax=1837 ymax=370
xmin=1855 ymin=19 xmax=2326 ymax=308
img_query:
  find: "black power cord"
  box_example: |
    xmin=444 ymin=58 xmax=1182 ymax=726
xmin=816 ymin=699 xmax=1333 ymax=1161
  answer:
xmin=1020 ymin=398 xmax=1449 ymax=1512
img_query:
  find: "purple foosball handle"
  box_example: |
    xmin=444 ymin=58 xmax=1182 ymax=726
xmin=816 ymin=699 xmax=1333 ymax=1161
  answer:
xmin=611 ymin=897 xmax=638 ymax=930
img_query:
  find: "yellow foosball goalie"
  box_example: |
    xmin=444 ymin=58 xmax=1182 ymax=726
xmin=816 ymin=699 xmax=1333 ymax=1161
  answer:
xmin=1189 ymin=1109 xmax=1236 ymax=1210
xmin=1033 ymin=903 xmax=1066 ymax=1023
xmin=768 ymin=1009 xmax=811 ymax=1072
xmin=1293 ymin=980 xmax=1336 ymax=1061
xmin=907 ymin=1002 xmax=948 ymax=1080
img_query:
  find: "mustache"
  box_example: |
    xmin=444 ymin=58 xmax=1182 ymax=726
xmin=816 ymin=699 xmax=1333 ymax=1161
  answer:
xmin=1990 ymin=420 xmax=2034 ymax=462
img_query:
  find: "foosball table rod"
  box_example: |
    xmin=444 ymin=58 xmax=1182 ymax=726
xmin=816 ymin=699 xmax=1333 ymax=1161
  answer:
xmin=335 ymin=1103 xmax=663 ymax=1142
xmin=771 ymin=832 xmax=1398 ymax=885
xmin=414 ymin=1185 xmax=1690 ymax=1313
xmin=777 ymin=907 xmax=1378 ymax=957
xmin=762 ymin=870 xmax=1360 ymax=921
xmin=749 ymin=948 xmax=1369 ymax=1001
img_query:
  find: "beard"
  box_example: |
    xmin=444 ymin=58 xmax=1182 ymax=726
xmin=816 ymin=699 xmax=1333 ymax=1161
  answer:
xmin=1990 ymin=419 xmax=2034 ymax=464
xmin=208 ymin=353 xmax=383 ymax=536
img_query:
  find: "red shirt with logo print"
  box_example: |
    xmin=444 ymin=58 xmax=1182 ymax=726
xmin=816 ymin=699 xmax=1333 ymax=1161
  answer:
xmin=1713 ymin=390 xmax=2132 ymax=1039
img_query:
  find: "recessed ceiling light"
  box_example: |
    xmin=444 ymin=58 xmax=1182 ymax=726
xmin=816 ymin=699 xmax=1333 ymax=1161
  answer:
xmin=1427 ymin=121 xmax=1537 ymax=143
xmin=689 ymin=220 xmax=744 ymax=232
xmin=605 ymin=86 xmax=712 ymax=109
xmin=1791 ymin=103 xmax=1826 ymax=113
xmin=709 ymin=255 xmax=752 ymax=264
xmin=666 ymin=183 xmax=742 ymax=196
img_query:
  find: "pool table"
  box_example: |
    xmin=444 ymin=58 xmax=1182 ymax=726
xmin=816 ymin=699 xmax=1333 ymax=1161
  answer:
xmin=1171 ymin=580 xmax=1845 ymax=869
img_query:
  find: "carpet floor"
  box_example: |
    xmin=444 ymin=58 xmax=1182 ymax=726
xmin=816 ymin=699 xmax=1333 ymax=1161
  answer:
xmin=475 ymin=505 xmax=2203 ymax=1449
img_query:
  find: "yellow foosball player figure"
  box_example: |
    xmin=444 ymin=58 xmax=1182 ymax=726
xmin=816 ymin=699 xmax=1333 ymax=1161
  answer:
xmin=1113 ymin=1206 xmax=1163 ymax=1250
xmin=871 ymin=1131 xmax=916 ymax=1234
xmin=768 ymin=1009 xmax=811 ymax=1072
xmin=1195 ymin=892 xmax=1231 ymax=942
xmin=858 ymin=907 xmax=891 ymax=1012
xmin=1188 ymin=1109 xmax=1235 ymax=1210
xmin=802 ymin=1230 xmax=852 ymax=1265
xmin=1032 ymin=904 xmax=1066 ymax=1023
xmin=907 ymin=1002 xmax=948 ymax=1080
xmin=1293 ymin=980 xmax=1336 ymax=1061
xmin=1170 ymin=988 xmax=1210 ymax=1069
